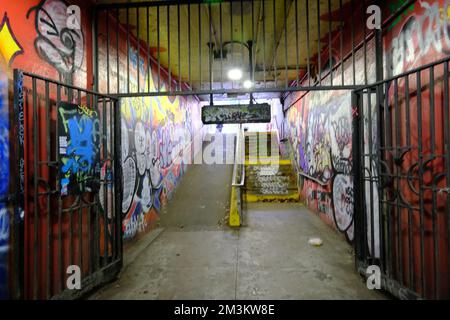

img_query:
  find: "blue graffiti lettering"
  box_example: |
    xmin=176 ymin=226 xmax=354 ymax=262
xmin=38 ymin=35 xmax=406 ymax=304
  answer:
xmin=62 ymin=116 xmax=96 ymax=175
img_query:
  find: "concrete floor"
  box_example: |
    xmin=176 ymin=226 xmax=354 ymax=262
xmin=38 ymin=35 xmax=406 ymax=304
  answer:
xmin=89 ymin=134 xmax=385 ymax=300
xmin=90 ymin=201 xmax=385 ymax=299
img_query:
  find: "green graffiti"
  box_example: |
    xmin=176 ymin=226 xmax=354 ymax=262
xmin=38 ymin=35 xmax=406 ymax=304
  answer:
xmin=387 ymin=0 xmax=416 ymax=31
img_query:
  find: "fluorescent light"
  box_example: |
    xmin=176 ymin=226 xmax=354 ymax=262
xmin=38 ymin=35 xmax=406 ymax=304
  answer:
xmin=228 ymin=68 xmax=243 ymax=81
xmin=243 ymin=80 xmax=253 ymax=89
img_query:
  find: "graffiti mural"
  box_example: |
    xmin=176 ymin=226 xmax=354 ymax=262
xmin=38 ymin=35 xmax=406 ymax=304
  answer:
xmin=119 ymin=47 xmax=202 ymax=241
xmin=331 ymin=174 xmax=354 ymax=233
xmin=0 ymin=70 xmax=9 ymax=299
xmin=0 ymin=13 xmax=24 ymax=66
xmin=287 ymin=91 xmax=355 ymax=241
xmin=285 ymin=32 xmax=378 ymax=243
xmin=386 ymin=0 xmax=450 ymax=77
xmin=58 ymin=102 xmax=100 ymax=196
xmin=27 ymin=0 xmax=84 ymax=85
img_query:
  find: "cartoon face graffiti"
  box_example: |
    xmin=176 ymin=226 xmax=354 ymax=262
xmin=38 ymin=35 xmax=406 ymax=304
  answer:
xmin=122 ymin=157 xmax=137 ymax=215
xmin=27 ymin=0 xmax=84 ymax=85
xmin=138 ymin=173 xmax=152 ymax=212
xmin=121 ymin=119 xmax=129 ymax=163
xmin=134 ymin=121 xmax=146 ymax=176
xmin=149 ymin=130 xmax=162 ymax=187
xmin=145 ymin=130 xmax=152 ymax=171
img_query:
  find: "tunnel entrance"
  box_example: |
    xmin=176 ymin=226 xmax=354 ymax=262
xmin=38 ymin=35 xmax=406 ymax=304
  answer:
xmin=7 ymin=0 xmax=450 ymax=300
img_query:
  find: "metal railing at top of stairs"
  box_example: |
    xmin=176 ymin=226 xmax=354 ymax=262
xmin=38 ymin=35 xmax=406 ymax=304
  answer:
xmin=229 ymin=125 xmax=245 ymax=227
xmin=232 ymin=125 xmax=246 ymax=187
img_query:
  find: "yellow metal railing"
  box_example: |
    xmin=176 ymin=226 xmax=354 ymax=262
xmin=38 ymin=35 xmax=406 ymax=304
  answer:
xmin=229 ymin=125 xmax=245 ymax=227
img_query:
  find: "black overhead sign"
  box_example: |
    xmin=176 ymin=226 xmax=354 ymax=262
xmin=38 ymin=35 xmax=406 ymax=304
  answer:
xmin=201 ymin=103 xmax=271 ymax=125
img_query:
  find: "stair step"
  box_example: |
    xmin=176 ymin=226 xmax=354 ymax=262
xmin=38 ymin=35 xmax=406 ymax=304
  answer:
xmin=246 ymin=168 xmax=296 ymax=176
xmin=245 ymin=189 xmax=299 ymax=195
xmin=246 ymin=175 xmax=294 ymax=181
xmin=245 ymin=160 xmax=292 ymax=166
xmin=246 ymin=189 xmax=298 ymax=195
xmin=246 ymin=166 xmax=295 ymax=173
xmin=245 ymin=185 xmax=298 ymax=192
xmin=244 ymin=193 xmax=300 ymax=203
xmin=246 ymin=178 xmax=297 ymax=186
xmin=242 ymin=132 xmax=298 ymax=203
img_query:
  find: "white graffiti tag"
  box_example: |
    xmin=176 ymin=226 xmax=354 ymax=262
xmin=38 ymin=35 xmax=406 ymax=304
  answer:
xmin=389 ymin=0 xmax=450 ymax=76
xmin=27 ymin=0 xmax=85 ymax=85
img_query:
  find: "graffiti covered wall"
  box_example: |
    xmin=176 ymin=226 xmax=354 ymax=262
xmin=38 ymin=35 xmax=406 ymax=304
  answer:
xmin=0 ymin=67 xmax=9 ymax=299
xmin=119 ymin=74 xmax=202 ymax=242
xmin=8 ymin=1 xmax=204 ymax=245
xmin=1 ymin=0 xmax=91 ymax=88
xmin=286 ymin=0 xmax=450 ymax=243
xmin=1 ymin=1 xmax=203 ymax=245
xmin=97 ymin=17 xmax=203 ymax=242
xmin=285 ymin=37 xmax=376 ymax=243
xmin=287 ymin=91 xmax=356 ymax=242
xmin=385 ymin=0 xmax=450 ymax=77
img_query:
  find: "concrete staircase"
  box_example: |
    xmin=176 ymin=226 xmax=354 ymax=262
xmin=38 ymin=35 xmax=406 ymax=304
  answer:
xmin=243 ymin=132 xmax=299 ymax=203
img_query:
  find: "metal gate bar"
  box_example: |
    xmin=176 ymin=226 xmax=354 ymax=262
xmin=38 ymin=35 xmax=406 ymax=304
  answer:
xmin=353 ymin=56 xmax=450 ymax=300
xmin=12 ymin=70 xmax=122 ymax=300
xmin=94 ymin=0 xmax=375 ymax=97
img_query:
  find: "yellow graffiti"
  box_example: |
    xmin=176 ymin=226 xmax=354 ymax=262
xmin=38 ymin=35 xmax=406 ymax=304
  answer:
xmin=440 ymin=6 xmax=450 ymax=20
xmin=0 ymin=13 xmax=23 ymax=66
xmin=122 ymin=69 xmax=184 ymax=126
xmin=78 ymin=104 xmax=97 ymax=118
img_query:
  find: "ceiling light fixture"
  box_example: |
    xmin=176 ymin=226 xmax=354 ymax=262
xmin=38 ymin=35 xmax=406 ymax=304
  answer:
xmin=228 ymin=68 xmax=243 ymax=81
xmin=243 ymin=80 xmax=253 ymax=89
